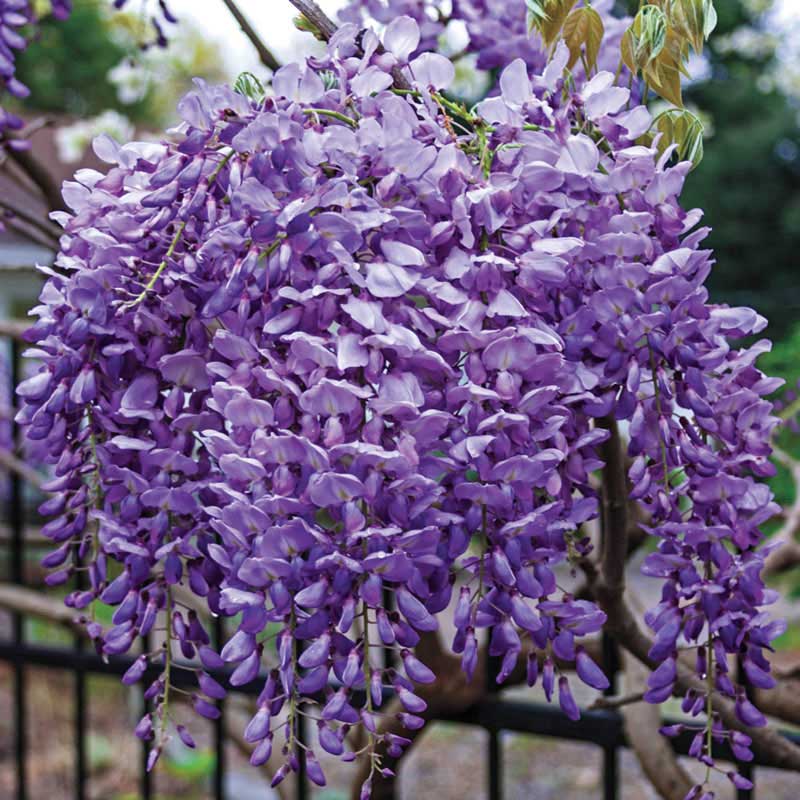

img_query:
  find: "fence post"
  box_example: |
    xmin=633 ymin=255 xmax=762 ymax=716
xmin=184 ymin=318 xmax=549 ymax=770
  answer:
xmin=486 ymin=646 xmax=502 ymax=800
xmin=736 ymin=657 xmax=755 ymax=800
xmin=9 ymin=336 xmax=27 ymax=800
xmin=214 ymin=616 xmax=227 ymax=800
xmin=601 ymin=633 xmax=619 ymax=800
xmin=73 ymin=549 xmax=88 ymax=800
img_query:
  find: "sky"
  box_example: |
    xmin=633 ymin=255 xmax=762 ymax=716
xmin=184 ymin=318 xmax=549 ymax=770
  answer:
xmin=167 ymin=0 xmax=800 ymax=79
xmin=168 ymin=0 xmax=349 ymax=76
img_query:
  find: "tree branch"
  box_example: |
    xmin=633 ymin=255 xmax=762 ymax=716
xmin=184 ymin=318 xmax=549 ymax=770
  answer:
xmin=598 ymin=416 xmax=629 ymax=598
xmin=0 ymin=583 xmax=83 ymax=633
xmin=765 ymin=448 xmax=800 ymax=575
xmin=595 ymin=424 xmax=800 ymax=772
xmin=6 ymin=144 xmax=67 ymax=212
xmin=0 ymin=197 xmax=62 ymax=245
xmin=287 ymin=0 xmax=413 ymax=91
xmin=620 ymin=652 xmax=694 ymax=800
xmin=0 ymin=447 xmax=44 ymax=489
xmin=286 ymin=0 xmax=338 ymax=41
xmin=220 ymin=0 xmax=281 ymax=71
xmin=0 ymin=319 xmax=29 ymax=339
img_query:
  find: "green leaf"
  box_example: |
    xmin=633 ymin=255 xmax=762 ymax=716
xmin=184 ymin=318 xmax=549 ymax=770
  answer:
xmin=534 ymin=0 xmax=578 ymax=47
xmin=233 ymin=71 xmax=265 ymax=103
xmin=526 ymin=0 xmax=550 ymax=34
xmin=643 ymin=28 xmax=689 ymax=107
xmin=562 ymin=6 xmax=605 ymax=71
xmin=674 ymin=0 xmax=718 ymax=54
xmin=652 ymin=107 xmax=705 ymax=168
xmin=629 ymin=5 xmax=668 ymax=71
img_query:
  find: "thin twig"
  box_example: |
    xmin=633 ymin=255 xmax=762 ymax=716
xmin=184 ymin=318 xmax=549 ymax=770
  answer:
xmin=287 ymin=0 xmax=412 ymax=91
xmin=0 ymin=448 xmax=44 ymax=489
xmin=0 ymin=198 xmax=62 ymax=244
xmin=0 ymin=583 xmax=83 ymax=633
xmin=588 ymin=690 xmax=645 ymax=710
xmin=220 ymin=0 xmax=281 ymax=71
xmin=1 ymin=216 xmax=58 ymax=251
xmin=0 ymin=319 xmax=30 ymax=339
xmin=5 ymin=144 xmax=67 ymax=212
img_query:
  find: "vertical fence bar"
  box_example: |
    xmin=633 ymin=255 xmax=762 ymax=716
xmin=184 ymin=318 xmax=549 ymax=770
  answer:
xmin=296 ymin=710 xmax=308 ymax=800
xmin=140 ymin=641 xmax=153 ymax=800
xmin=486 ymin=648 xmax=502 ymax=800
xmin=73 ymin=555 xmax=88 ymax=800
xmin=9 ymin=336 xmax=27 ymax=800
xmin=736 ymin=658 xmax=755 ymax=800
xmin=213 ymin=616 xmax=226 ymax=800
xmin=601 ymin=633 xmax=619 ymax=800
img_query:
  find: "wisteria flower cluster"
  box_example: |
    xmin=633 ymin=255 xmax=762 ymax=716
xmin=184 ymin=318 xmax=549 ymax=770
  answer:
xmin=339 ymin=0 xmax=628 ymax=76
xmin=16 ymin=3 xmax=784 ymax=799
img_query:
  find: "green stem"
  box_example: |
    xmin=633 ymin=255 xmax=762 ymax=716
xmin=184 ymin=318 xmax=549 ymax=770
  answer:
xmin=361 ymin=599 xmax=380 ymax=778
xmin=303 ymin=107 xmax=358 ymax=128
xmin=649 ymin=345 xmax=671 ymax=491
xmin=704 ymin=559 xmax=715 ymax=784
xmin=122 ymin=150 xmax=234 ymax=310
xmin=161 ymin=586 xmax=174 ymax=744
xmin=287 ymin=603 xmax=298 ymax=753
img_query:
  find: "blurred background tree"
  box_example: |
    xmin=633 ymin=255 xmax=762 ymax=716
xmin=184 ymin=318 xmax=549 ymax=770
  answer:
xmin=12 ymin=0 xmax=226 ymax=162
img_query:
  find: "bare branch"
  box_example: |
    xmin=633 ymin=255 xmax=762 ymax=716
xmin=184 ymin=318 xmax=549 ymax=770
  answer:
xmin=287 ymin=0 xmax=413 ymax=91
xmin=1 ymin=216 xmax=57 ymax=251
xmin=0 ymin=197 xmax=62 ymax=244
xmin=620 ymin=652 xmax=694 ymax=800
xmin=765 ymin=448 xmax=800 ymax=575
xmin=286 ymin=0 xmax=338 ymax=41
xmin=6 ymin=144 xmax=67 ymax=212
xmin=595 ymin=425 xmax=800 ymax=771
xmin=752 ymin=679 xmax=800 ymax=727
xmin=0 ymin=319 xmax=29 ymax=339
xmin=0 ymin=583 xmax=83 ymax=633
xmin=589 ymin=689 xmax=645 ymax=711
xmin=220 ymin=0 xmax=281 ymax=71
xmin=598 ymin=416 xmax=629 ymax=598
xmin=0 ymin=447 xmax=45 ymax=489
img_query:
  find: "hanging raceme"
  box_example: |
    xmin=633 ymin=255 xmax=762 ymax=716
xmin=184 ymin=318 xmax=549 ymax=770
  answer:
xmin=11 ymin=1 xmax=790 ymax=799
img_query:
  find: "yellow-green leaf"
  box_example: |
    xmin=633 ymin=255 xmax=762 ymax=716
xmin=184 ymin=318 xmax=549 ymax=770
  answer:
xmin=562 ymin=6 xmax=605 ymax=72
xmin=621 ymin=28 xmax=637 ymax=74
xmin=673 ymin=0 xmax=718 ymax=54
xmin=644 ymin=27 xmax=690 ymax=107
xmin=633 ymin=5 xmax=668 ymax=68
xmin=538 ymin=0 xmax=578 ymax=48
xmin=645 ymin=58 xmax=683 ymax=107
xmin=652 ymin=107 xmax=705 ymax=168
xmin=526 ymin=0 xmax=550 ymax=33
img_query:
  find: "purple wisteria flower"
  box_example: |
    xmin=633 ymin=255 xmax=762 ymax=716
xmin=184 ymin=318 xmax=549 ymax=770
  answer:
xmin=16 ymin=5 xmax=783 ymax=795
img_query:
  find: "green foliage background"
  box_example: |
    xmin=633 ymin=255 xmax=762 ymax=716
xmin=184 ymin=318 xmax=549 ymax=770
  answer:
xmin=15 ymin=2 xmax=151 ymax=122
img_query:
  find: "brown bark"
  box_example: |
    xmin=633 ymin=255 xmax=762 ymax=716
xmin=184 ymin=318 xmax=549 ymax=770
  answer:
xmin=620 ymin=652 xmax=694 ymax=800
xmin=221 ymin=0 xmax=281 ymax=71
xmin=287 ymin=0 xmax=413 ymax=91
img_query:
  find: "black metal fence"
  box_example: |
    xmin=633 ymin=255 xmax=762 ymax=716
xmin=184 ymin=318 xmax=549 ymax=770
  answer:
xmin=1 ymin=335 xmax=799 ymax=800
